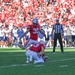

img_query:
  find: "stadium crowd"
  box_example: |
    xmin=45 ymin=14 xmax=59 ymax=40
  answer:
xmin=0 ymin=0 xmax=75 ymax=48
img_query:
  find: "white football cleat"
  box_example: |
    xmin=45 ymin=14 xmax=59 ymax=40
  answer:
xmin=34 ymin=59 xmax=44 ymax=64
xmin=26 ymin=61 xmax=30 ymax=64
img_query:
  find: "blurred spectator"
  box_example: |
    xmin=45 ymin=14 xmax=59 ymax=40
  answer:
xmin=17 ymin=26 xmax=25 ymax=45
xmin=71 ymin=25 xmax=75 ymax=46
xmin=66 ymin=26 xmax=72 ymax=47
xmin=0 ymin=0 xmax=75 ymax=48
xmin=38 ymin=27 xmax=45 ymax=42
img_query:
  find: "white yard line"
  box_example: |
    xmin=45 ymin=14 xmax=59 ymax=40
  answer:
xmin=60 ymin=65 xmax=68 ymax=67
xmin=0 ymin=58 xmax=75 ymax=69
xmin=0 ymin=64 xmax=28 ymax=68
xmin=49 ymin=58 xmax=75 ymax=62
xmin=35 ymin=65 xmax=44 ymax=67
xmin=1 ymin=55 xmax=24 ymax=57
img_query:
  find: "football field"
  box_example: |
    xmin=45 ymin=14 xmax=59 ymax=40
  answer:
xmin=0 ymin=47 xmax=75 ymax=75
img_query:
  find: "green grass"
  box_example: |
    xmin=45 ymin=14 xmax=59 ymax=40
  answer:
xmin=0 ymin=47 xmax=75 ymax=75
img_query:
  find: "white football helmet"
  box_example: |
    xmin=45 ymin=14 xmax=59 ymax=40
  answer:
xmin=32 ymin=18 xmax=38 ymax=24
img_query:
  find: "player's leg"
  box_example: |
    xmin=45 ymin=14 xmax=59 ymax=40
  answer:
xmin=34 ymin=56 xmax=44 ymax=64
xmin=52 ymin=34 xmax=57 ymax=52
xmin=59 ymin=35 xmax=64 ymax=53
xmin=15 ymin=42 xmax=25 ymax=49
xmin=14 ymin=38 xmax=25 ymax=49
xmin=24 ymin=39 xmax=38 ymax=48
xmin=18 ymin=43 xmax=25 ymax=49
xmin=5 ymin=37 xmax=8 ymax=47
xmin=26 ymin=49 xmax=40 ymax=63
xmin=26 ymin=50 xmax=33 ymax=63
xmin=0 ymin=37 xmax=1 ymax=47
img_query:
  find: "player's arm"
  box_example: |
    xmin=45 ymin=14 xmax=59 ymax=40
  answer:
xmin=51 ymin=25 xmax=54 ymax=34
xmin=19 ymin=29 xmax=29 ymax=40
xmin=38 ymin=46 xmax=45 ymax=57
xmin=61 ymin=25 xmax=64 ymax=38
xmin=51 ymin=29 xmax=53 ymax=34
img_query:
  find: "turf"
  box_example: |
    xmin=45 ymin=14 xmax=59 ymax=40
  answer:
xmin=0 ymin=47 xmax=75 ymax=75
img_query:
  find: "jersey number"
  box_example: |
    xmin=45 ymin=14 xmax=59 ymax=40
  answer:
xmin=33 ymin=28 xmax=39 ymax=34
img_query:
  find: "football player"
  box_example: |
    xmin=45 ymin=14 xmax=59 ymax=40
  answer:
xmin=19 ymin=18 xmax=46 ymax=49
xmin=17 ymin=40 xmax=47 ymax=64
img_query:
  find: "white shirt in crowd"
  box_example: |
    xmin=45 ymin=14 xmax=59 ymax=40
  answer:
xmin=71 ymin=26 xmax=75 ymax=35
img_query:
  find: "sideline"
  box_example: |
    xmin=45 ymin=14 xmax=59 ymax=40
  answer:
xmin=49 ymin=58 xmax=75 ymax=62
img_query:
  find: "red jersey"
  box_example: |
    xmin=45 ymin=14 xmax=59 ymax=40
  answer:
xmin=29 ymin=42 xmax=46 ymax=52
xmin=27 ymin=25 xmax=40 ymax=40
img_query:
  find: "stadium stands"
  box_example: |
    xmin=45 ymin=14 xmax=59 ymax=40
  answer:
xmin=0 ymin=0 xmax=75 ymax=48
